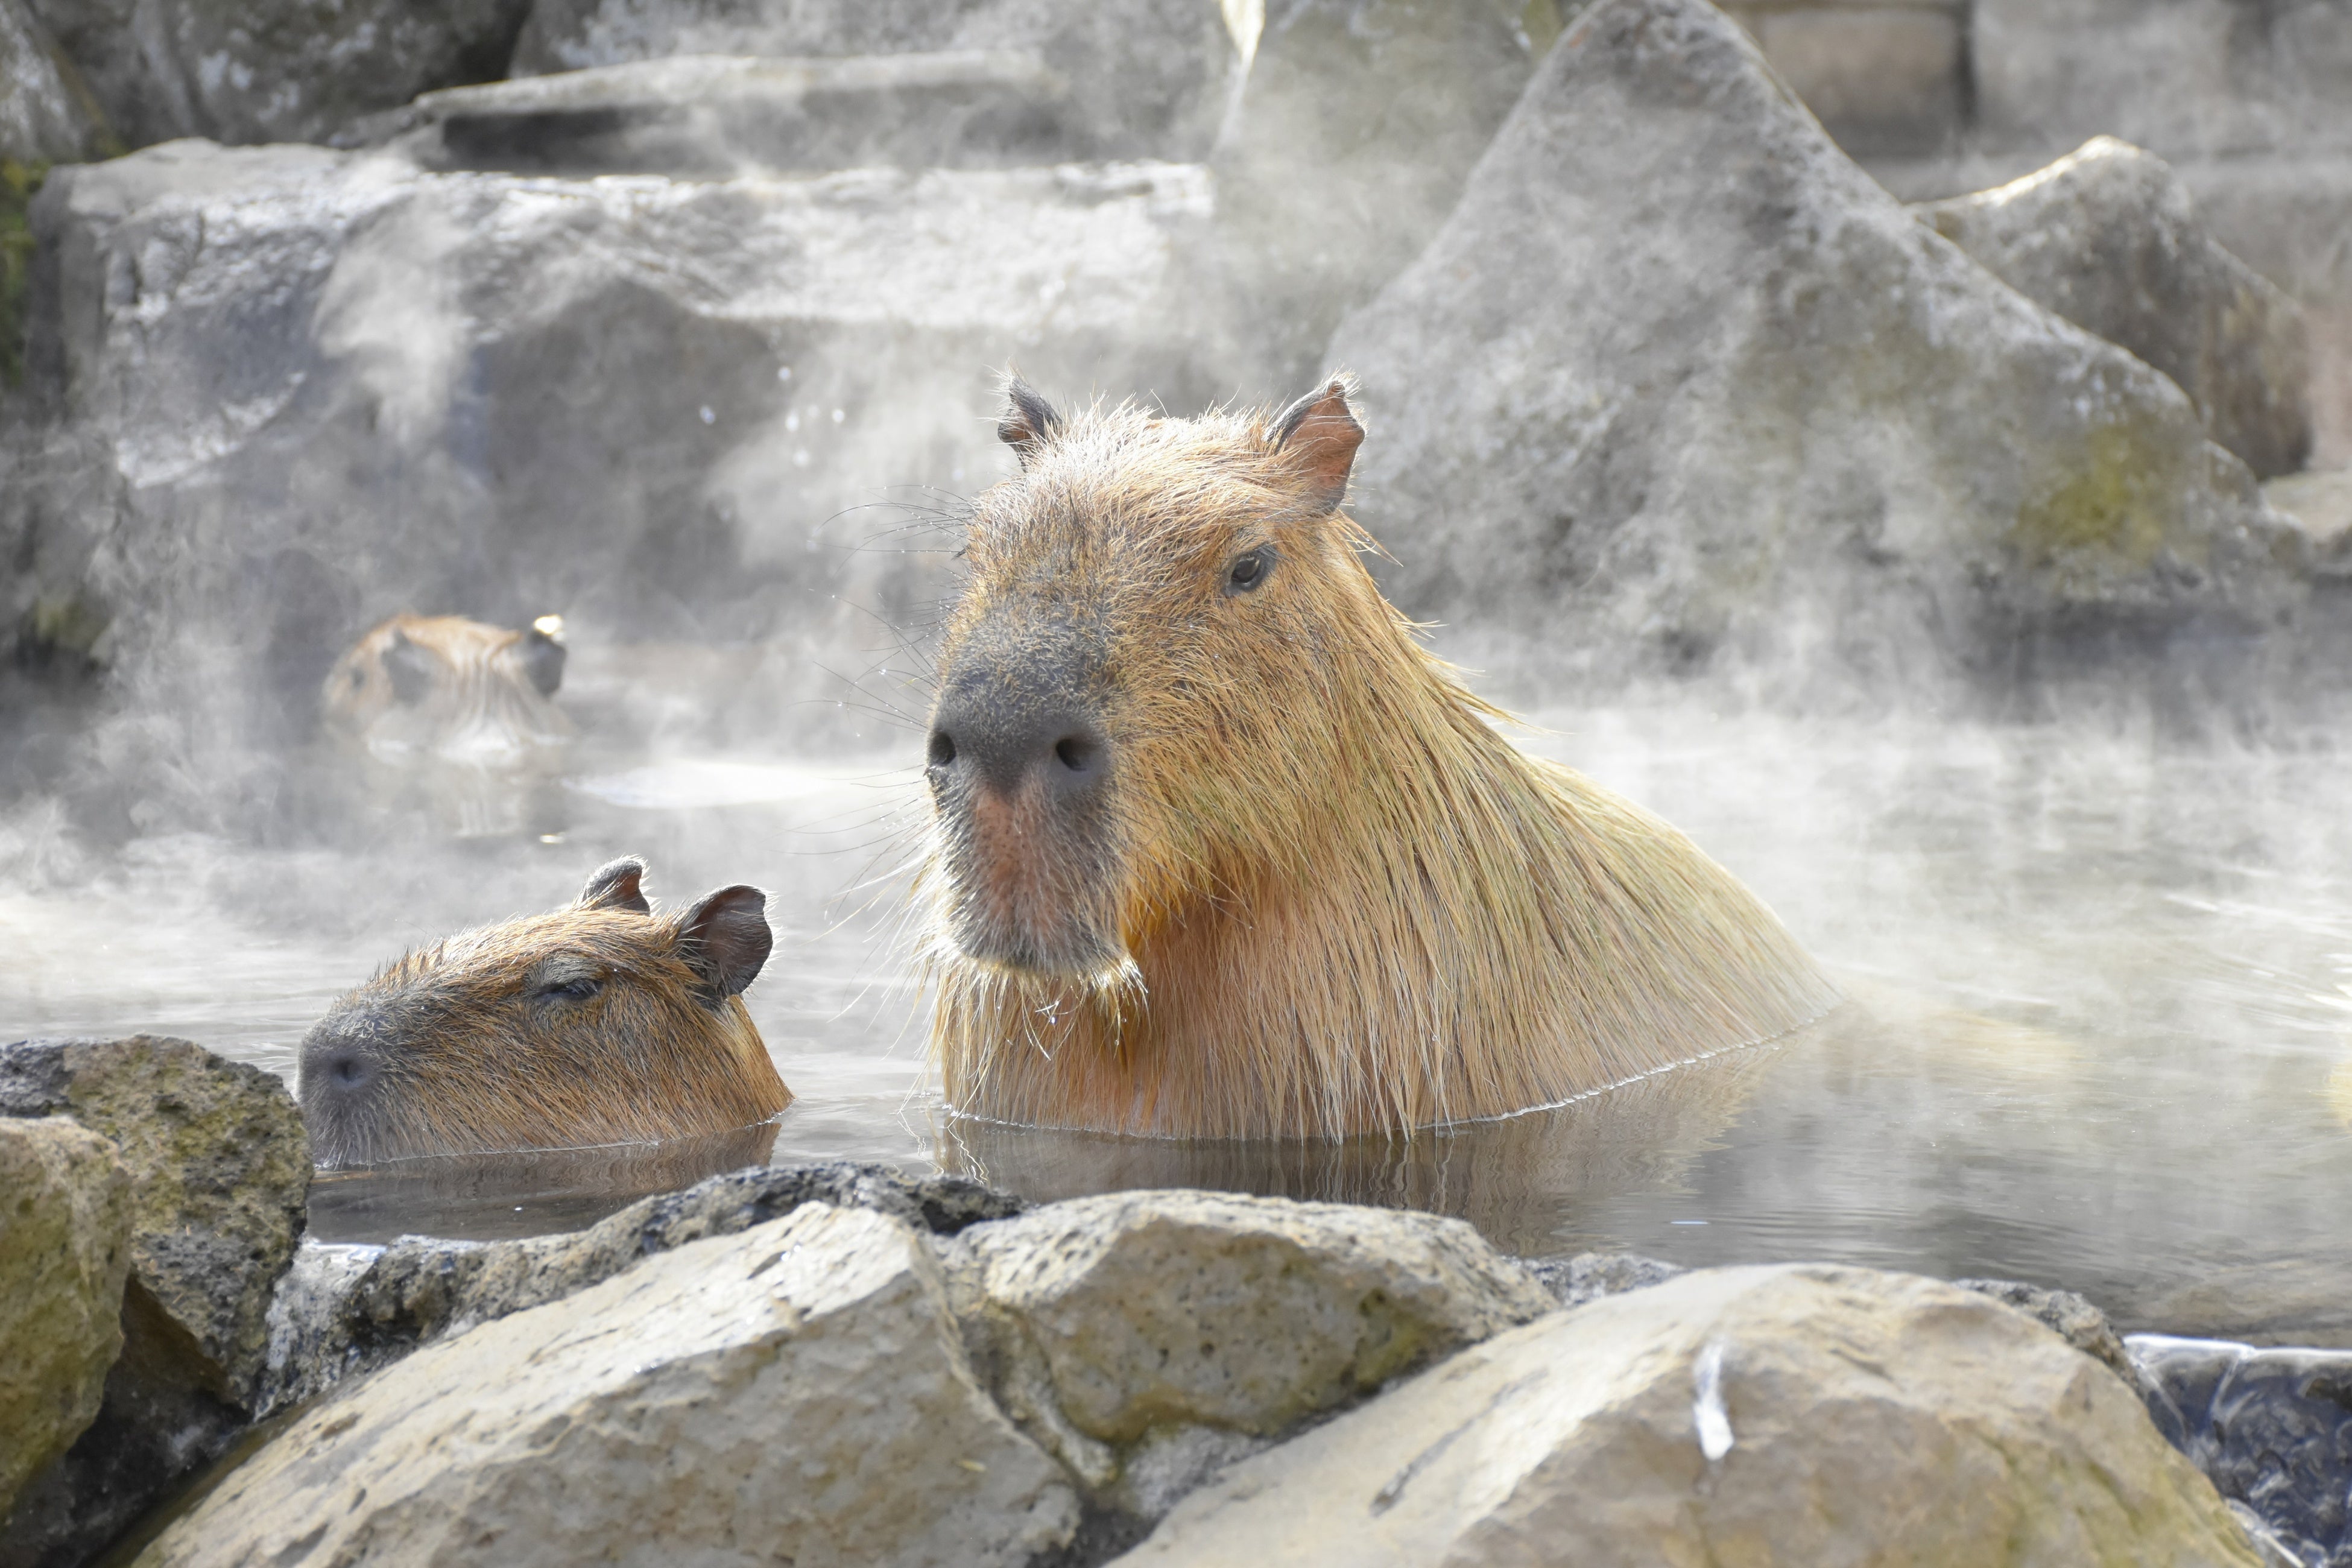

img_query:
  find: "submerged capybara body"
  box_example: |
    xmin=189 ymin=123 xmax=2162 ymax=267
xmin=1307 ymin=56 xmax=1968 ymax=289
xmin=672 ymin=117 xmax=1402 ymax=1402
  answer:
xmin=299 ymin=858 xmax=791 ymax=1166
xmin=321 ymin=612 xmax=573 ymax=762
xmin=920 ymin=376 xmax=1841 ymax=1140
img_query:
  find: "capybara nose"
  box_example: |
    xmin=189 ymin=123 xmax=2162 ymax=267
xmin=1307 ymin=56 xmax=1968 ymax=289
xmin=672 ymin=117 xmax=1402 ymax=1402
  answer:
xmin=298 ymin=1017 xmax=380 ymax=1100
xmin=928 ymin=694 xmax=1107 ymax=805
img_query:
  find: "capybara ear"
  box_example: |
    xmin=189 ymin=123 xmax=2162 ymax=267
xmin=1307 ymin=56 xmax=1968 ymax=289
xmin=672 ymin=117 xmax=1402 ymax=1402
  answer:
xmin=1268 ymin=375 xmax=1365 ymax=513
xmin=382 ymin=627 xmax=435 ymax=706
xmin=577 ymin=856 xmax=652 ymax=915
xmin=678 ymin=885 xmax=773 ymax=998
xmin=997 ymin=376 xmax=1064 ymax=466
xmin=519 ymin=615 xmax=566 ymax=697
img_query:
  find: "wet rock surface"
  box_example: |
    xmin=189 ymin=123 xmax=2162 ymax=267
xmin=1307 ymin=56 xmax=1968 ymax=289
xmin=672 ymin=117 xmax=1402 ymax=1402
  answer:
xmin=0 ymin=1118 xmax=131 ymax=1520
xmin=1917 ymin=136 xmax=2313 ymax=479
xmin=0 ymin=0 xmax=106 ymax=164
xmin=264 ymin=1160 xmax=1024 ymax=1413
xmin=0 ymin=1037 xmax=307 ymax=1568
xmin=2133 ymin=1335 xmax=2352 ymax=1568
xmin=1122 ymin=1263 xmax=2268 ymax=1567
xmin=941 ymin=1190 xmax=1555 ymax=1520
xmin=142 ymin=1203 xmax=1080 ymax=1568
xmin=1954 ymin=1274 xmax=2137 ymax=1382
xmin=1329 ymin=0 xmax=2313 ymax=703
xmin=1522 ymin=1249 xmax=1685 ymax=1308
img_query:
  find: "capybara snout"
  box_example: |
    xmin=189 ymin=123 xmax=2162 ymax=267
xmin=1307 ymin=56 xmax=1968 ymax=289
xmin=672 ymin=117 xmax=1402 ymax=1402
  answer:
xmin=299 ymin=857 xmax=792 ymax=1166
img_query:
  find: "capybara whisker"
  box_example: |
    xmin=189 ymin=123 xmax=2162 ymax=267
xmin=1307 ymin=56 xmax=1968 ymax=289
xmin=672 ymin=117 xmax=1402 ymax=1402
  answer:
xmin=918 ymin=375 xmax=1840 ymax=1140
xmin=298 ymin=858 xmax=791 ymax=1166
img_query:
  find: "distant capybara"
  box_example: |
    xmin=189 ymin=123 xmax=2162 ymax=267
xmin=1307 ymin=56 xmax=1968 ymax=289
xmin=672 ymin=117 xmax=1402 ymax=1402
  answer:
xmin=321 ymin=612 xmax=573 ymax=762
xmin=920 ymin=376 xmax=1841 ymax=1139
xmin=299 ymin=858 xmax=791 ymax=1166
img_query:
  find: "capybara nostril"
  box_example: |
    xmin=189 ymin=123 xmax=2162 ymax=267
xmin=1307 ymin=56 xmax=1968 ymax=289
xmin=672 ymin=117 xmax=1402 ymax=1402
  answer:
xmin=928 ymin=729 xmax=958 ymax=769
xmin=1052 ymin=733 xmax=1099 ymax=774
xmin=328 ymin=1054 xmax=370 ymax=1090
xmin=927 ymin=685 xmax=1106 ymax=802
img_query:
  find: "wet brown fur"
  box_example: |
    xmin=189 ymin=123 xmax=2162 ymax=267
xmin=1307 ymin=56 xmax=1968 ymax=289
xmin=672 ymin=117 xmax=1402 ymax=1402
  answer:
xmin=300 ymin=862 xmax=789 ymax=1166
xmin=925 ymin=378 xmax=1841 ymax=1140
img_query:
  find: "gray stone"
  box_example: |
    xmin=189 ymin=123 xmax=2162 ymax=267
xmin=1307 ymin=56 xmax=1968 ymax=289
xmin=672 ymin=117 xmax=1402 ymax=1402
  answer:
xmin=508 ymin=0 xmax=1238 ymax=162
xmin=940 ymin=1189 xmax=1555 ymax=1518
xmin=376 ymin=51 xmax=1079 ymax=174
xmin=0 ymin=0 xmax=107 ymax=165
xmin=139 ymin=1204 xmax=1081 ymax=1568
xmin=1953 ymin=1275 xmax=2134 ymax=1383
xmin=14 ymin=138 xmax=1220 ymax=820
xmin=0 ymin=1118 xmax=131 ymax=1522
xmin=2265 ymin=469 xmax=2352 ymax=577
xmin=2131 ymin=1333 xmax=2352 ymax=1568
xmin=1521 ymin=1249 xmax=1684 ymax=1308
xmin=1123 ymin=1264 xmax=2269 ymax=1567
xmin=1917 ymin=138 xmax=2313 ymax=479
xmin=263 ymin=1160 xmax=1023 ymax=1414
xmin=1326 ymin=0 xmax=2313 ymax=704
xmin=22 ymin=0 xmax=531 ymax=150
xmin=1722 ymin=1 xmax=1965 ymax=157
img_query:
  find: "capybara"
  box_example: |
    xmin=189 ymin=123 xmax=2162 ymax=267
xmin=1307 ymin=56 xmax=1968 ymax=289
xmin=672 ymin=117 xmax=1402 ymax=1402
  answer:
xmin=920 ymin=376 xmax=1841 ymax=1139
xmin=321 ymin=612 xmax=573 ymax=762
xmin=299 ymin=858 xmax=791 ymax=1166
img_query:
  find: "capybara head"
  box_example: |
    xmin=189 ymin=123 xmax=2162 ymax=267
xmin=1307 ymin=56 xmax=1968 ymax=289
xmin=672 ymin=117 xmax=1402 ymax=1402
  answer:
xmin=299 ymin=858 xmax=791 ymax=1166
xmin=922 ymin=377 xmax=1838 ymax=1138
xmin=321 ymin=612 xmax=571 ymax=760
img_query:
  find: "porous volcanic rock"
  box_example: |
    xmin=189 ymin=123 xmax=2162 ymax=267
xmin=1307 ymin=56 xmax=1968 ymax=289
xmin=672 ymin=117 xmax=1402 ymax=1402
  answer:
xmin=0 ymin=1117 xmax=131 ymax=1520
xmin=2265 ymin=469 xmax=2352 ymax=577
xmin=262 ymin=1160 xmax=1024 ymax=1413
xmin=20 ymin=0 xmax=530 ymax=149
xmin=1522 ymin=1248 xmax=1684 ymax=1308
xmin=508 ymin=0 xmax=1238 ymax=162
xmin=1122 ymin=1263 xmax=2269 ymax=1566
xmin=940 ymin=1189 xmax=1555 ymax=1519
xmin=138 ymin=1204 xmax=1080 ymax=1568
xmin=2132 ymin=1333 xmax=2352 ymax=1568
xmin=1327 ymin=0 xmax=2313 ymax=703
xmin=1953 ymin=1274 xmax=2134 ymax=1382
xmin=17 ymin=138 xmax=1219 ymax=811
xmin=0 ymin=0 xmax=107 ymax=165
xmin=1916 ymin=138 xmax=2313 ymax=479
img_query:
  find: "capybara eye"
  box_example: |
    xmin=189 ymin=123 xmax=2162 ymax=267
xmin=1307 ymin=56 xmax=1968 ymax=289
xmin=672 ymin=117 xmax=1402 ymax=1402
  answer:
xmin=1224 ymin=547 xmax=1274 ymax=595
xmin=537 ymin=975 xmax=602 ymax=1003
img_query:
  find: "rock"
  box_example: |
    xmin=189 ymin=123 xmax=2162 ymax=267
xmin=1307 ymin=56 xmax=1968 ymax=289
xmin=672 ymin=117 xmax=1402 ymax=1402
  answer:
xmin=2265 ymin=469 xmax=2352 ymax=577
xmin=1124 ymin=1263 xmax=2269 ymax=1566
xmin=16 ymin=138 xmax=1219 ymax=815
xmin=21 ymin=0 xmax=531 ymax=149
xmin=0 ymin=1036 xmax=306 ymax=1568
xmin=1208 ymin=0 xmax=1539 ymax=389
xmin=1952 ymin=1276 xmax=2134 ymax=1383
xmin=1327 ymin=0 xmax=2312 ymax=704
xmin=1521 ymin=1249 xmax=1684 ymax=1308
xmin=139 ymin=1204 xmax=1080 ymax=1568
xmin=508 ymin=0 xmax=1238 ymax=162
xmin=1916 ymin=138 xmax=2313 ymax=480
xmin=2131 ymin=1333 xmax=2352 ymax=1568
xmin=377 ymin=51 xmax=1078 ymax=174
xmin=1719 ymin=0 xmax=1965 ymax=157
xmin=0 ymin=1118 xmax=131 ymax=1521
xmin=264 ymin=1160 xmax=1023 ymax=1414
xmin=940 ymin=1189 xmax=1555 ymax=1519
xmin=0 ymin=0 xmax=107 ymax=165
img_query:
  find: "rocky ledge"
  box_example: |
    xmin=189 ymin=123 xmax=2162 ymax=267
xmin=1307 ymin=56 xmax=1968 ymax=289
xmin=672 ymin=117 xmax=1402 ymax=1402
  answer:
xmin=5 ymin=1032 xmax=2350 ymax=1567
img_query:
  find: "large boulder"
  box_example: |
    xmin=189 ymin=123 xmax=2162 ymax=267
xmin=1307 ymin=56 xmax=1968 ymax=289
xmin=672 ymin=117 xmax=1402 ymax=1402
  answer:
xmin=0 ymin=1036 xmax=308 ymax=1568
xmin=139 ymin=1204 xmax=1080 ymax=1568
xmin=16 ymin=138 xmax=1219 ymax=817
xmin=0 ymin=0 xmax=107 ymax=165
xmin=264 ymin=1160 xmax=1023 ymax=1414
xmin=1916 ymin=138 xmax=2313 ymax=480
xmin=508 ymin=0 xmax=1239 ymax=162
xmin=0 ymin=1118 xmax=131 ymax=1522
xmin=1121 ymin=1263 xmax=2269 ymax=1566
xmin=1326 ymin=0 xmax=2313 ymax=704
xmin=20 ymin=0 xmax=530 ymax=149
xmin=942 ymin=1190 xmax=1555 ymax=1520
xmin=1714 ymin=0 xmax=1965 ymax=157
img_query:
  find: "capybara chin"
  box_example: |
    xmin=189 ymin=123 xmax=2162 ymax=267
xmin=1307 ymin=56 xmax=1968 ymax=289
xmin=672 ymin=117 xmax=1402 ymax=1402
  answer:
xmin=321 ymin=612 xmax=573 ymax=762
xmin=299 ymin=858 xmax=791 ymax=1167
xmin=919 ymin=375 xmax=1841 ymax=1140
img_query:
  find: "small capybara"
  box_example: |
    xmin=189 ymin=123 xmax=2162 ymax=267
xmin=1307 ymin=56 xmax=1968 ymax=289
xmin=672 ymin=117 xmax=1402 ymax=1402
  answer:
xmin=321 ymin=612 xmax=573 ymax=761
xmin=920 ymin=375 xmax=1841 ymax=1139
xmin=299 ymin=858 xmax=791 ymax=1166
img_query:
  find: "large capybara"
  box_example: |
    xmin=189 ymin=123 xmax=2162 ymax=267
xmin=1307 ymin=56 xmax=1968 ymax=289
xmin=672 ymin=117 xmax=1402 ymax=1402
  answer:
xmin=920 ymin=376 xmax=1842 ymax=1139
xmin=321 ymin=612 xmax=573 ymax=762
xmin=299 ymin=858 xmax=791 ymax=1166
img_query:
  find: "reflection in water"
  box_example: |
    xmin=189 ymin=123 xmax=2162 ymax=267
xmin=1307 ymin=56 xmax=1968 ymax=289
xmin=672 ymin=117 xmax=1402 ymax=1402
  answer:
xmin=8 ymin=695 xmax=2352 ymax=1342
